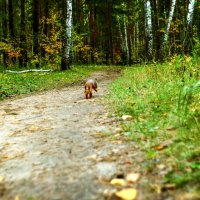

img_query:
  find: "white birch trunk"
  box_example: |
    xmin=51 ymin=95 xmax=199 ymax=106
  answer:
xmin=187 ymin=0 xmax=195 ymax=25
xmin=123 ymin=14 xmax=129 ymax=63
xmin=145 ymin=0 xmax=153 ymax=59
xmin=184 ymin=0 xmax=195 ymax=52
xmin=66 ymin=0 xmax=72 ymax=61
xmin=161 ymin=0 xmax=177 ymax=53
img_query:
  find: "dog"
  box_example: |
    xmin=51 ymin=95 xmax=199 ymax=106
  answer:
xmin=84 ymin=79 xmax=98 ymax=99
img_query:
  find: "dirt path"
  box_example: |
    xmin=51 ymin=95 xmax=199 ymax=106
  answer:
xmin=0 ymin=70 xmax=154 ymax=200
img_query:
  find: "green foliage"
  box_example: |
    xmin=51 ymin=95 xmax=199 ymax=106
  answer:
xmin=108 ymin=56 xmax=200 ymax=189
xmin=193 ymin=37 xmax=200 ymax=57
xmin=177 ymin=80 xmax=200 ymax=124
xmin=0 ymin=41 xmax=21 ymax=61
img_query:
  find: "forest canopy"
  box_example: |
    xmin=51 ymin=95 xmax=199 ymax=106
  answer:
xmin=0 ymin=0 xmax=199 ymax=70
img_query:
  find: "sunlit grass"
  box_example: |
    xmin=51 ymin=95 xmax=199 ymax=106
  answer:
xmin=108 ymin=55 xmax=200 ymax=189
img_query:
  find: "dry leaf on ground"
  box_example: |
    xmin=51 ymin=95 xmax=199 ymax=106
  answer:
xmin=110 ymin=178 xmax=126 ymax=186
xmin=115 ymin=188 xmax=137 ymax=200
xmin=126 ymin=173 xmax=140 ymax=183
xmin=122 ymin=115 xmax=133 ymax=121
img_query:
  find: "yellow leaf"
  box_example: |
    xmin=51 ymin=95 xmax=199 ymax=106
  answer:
xmin=115 ymin=188 xmax=137 ymax=200
xmin=110 ymin=178 xmax=126 ymax=186
xmin=28 ymin=125 xmax=39 ymax=132
xmin=155 ymin=145 xmax=165 ymax=150
xmin=122 ymin=115 xmax=133 ymax=121
xmin=126 ymin=173 xmax=140 ymax=183
xmin=2 ymin=155 xmax=9 ymax=159
xmin=0 ymin=176 xmax=4 ymax=182
xmin=15 ymin=196 xmax=20 ymax=200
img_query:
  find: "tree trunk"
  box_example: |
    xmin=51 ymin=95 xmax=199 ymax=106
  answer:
xmin=145 ymin=0 xmax=153 ymax=61
xmin=151 ymin=0 xmax=159 ymax=60
xmin=184 ymin=0 xmax=195 ymax=54
xmin=8 ymin=0 xmax=16 ymax=64
xmin=41 ymin=0 xmax=49 ymax=58
xmin=161 ymin=0 xmax=177 ymax=57
xmin=61 ymin=0 xmax=72 ymax=70
xmin=8 ymin=0 xmax=14 ymax=39
xmin=123 ymin=13 xmax=129 ymax=65
xmin=2 ymin=0 xmax=8 ymax=67
xmin=104 ymin=0 xmax=113 ymax=64
xmin=88 ymin=2 xmax=96 ymax=63
xmin=127 ymin=0 xmax=132 ymax=65
xmin=33 ymin=0 xmax=40 ymax=67
xmin=19 ymin=0 xmax=28 ymax=67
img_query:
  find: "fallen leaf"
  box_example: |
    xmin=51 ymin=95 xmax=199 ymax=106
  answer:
xmin=155 ymin=145 xmax=165 ymax=150
xmin=126 ymin=173 xmax=140 ymax=183
xmin=2 ymin=155 xmax=9 ymax=159
xmin=0 ymin=177 xmax=4 ymax=182
xmin=14 ymin=196 xmax=20 ymax=200
xmin=122 ymin=115 xmax=133 ymax=121
xmin=115 ymin=188 xmax=137 ymax=200
xmin=111 ymin=140 xmax=123 ymax=144
xmin=86 ymin=154 xmax=98 ymax=160
xmin=110 ymin=178 xmax=126 ymax=186
xmin=124 ymin=160 xmax=132 ymax=165
xmin=154 ymin=140 xmax=173 ymax=151
xmin=28 ymin=125 xmax=39 ymax=132
xmin=156 ymin=164 xmax=166 ymax=170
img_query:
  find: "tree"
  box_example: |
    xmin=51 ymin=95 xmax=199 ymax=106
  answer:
xmin=126 ymin=0 xmax=133 ymax=65
xmin=1 ymin=0 xmax=8 ymax=66
xmin=32 ymin=0 xmax=40 ymax=67
xmin=19 ymin=0 xmax=27 ymax=67
xmin=145 ymin=0 xmax=153 ymax=60
xmin=161 ymin=0 xmax=177 ymax=57
xmin=61 ymin=0 xmax=72 ymax=70
xmin=184 ymin=0 xmax=196 ymax=53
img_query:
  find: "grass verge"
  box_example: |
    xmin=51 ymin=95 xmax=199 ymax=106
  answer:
xmin=108 ymin=56 xmax=200 ymax=192
xmin=0 ymin=65 xmax=115 ymax=100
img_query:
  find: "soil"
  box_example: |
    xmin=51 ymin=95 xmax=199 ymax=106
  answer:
xmin=0 ymin=70 xmax=176 ymax=200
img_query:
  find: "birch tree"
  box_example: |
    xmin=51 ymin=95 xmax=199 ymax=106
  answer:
xmin=184 ymin=0 xmax=196 ymax=53
xmin=61 ymin=0 xmax=72 ymax=70
xmin=123 ymin=15 xmax=129 ymax=64
xmin=161 ymin=0 xmax=177 ymax=56
xmin=145 ymin=0 xmax=153 ymax=60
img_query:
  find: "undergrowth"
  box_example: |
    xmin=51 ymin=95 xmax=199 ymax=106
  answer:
xmin=108 ymin=55 xmax=200 ymax=190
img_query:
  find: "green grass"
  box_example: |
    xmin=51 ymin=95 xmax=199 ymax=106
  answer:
xmin=108 ymin=55 xmax=200 ymax=190
xmin=0 ymin=65 xmax=113 ymax=100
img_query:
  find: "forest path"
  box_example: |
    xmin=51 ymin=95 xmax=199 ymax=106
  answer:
xmin=0 ymin=70 xmax=151 ymax=200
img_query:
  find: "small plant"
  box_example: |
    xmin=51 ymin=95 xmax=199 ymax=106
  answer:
xmin=177 ymin=80 xmax=200 ymax=124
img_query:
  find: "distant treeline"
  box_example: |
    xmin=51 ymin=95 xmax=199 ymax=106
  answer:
xmin=0 ymin=0 xmax=199 ymax=69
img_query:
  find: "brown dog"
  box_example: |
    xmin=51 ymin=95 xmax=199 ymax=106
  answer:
xmin=84 ymin=79 xmax=98 ymax=99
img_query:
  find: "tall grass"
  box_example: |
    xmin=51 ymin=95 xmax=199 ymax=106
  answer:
xmin=108 ymin=55 xmax=200 ymax=189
